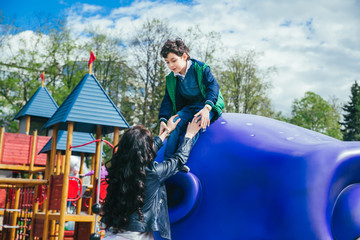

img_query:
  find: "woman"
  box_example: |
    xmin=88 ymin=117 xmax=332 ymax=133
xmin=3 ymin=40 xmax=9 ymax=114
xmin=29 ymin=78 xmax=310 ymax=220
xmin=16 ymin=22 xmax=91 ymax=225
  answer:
xmin=102 ymin=115 xmax=202 ymax=240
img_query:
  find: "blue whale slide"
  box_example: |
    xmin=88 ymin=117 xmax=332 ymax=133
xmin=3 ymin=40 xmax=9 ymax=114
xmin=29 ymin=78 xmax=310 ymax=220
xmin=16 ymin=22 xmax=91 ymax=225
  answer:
xmin=154 ymin=113 xmax=360 ymax=240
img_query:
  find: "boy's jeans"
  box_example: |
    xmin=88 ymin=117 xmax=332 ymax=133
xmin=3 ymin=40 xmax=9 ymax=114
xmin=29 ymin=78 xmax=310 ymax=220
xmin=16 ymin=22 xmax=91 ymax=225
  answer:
xmin=164 ymin=103 xmax=215 ymax=159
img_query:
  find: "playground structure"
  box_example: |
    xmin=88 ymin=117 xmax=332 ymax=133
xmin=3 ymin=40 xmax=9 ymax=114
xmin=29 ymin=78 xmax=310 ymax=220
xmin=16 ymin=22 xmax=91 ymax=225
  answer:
xmin=0 ymin=67 xmax=129 ymax=239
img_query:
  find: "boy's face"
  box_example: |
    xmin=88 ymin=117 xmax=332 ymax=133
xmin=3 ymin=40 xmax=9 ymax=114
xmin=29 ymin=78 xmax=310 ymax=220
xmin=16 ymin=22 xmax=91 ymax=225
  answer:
xmin=164 ymin=52 xmax=187 ymax=75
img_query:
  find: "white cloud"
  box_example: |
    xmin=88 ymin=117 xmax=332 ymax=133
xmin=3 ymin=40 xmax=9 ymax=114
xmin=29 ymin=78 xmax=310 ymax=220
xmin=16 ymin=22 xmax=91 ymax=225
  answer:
xmin=60 ymin=0 xmax=360 ymax=114
xmin=0 ymin=31 xmax=50 ymax=63
xmin=82 ymin=4 xmax=103 ymax=13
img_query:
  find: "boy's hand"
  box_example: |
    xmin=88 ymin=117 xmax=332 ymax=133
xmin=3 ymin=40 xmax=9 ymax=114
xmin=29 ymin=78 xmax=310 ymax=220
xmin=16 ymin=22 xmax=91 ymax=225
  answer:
xmin=167 ymin=114 xmax=181 ymax=133
xmin=159 ymin=121 xmax=169 ymax=135
xmin=194 ymin=107 xmax=210 ymax=130
xmin=185 ymin=116 xmax=202 ymax=139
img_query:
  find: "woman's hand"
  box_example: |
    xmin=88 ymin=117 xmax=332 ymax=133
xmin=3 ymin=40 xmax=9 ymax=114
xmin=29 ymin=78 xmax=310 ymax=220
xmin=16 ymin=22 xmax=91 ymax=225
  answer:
xmin=194 ymin=107 xmax=210 ymax=130
xmin=159 ymin=121 xmax=169 ymax=135
xmin=158 ymin=115 xmax=181 ymax=142
xmin=185 ymin=116 xmax=202 ymax=139
xmin=167 ymin=114 xmax=181 ymax=133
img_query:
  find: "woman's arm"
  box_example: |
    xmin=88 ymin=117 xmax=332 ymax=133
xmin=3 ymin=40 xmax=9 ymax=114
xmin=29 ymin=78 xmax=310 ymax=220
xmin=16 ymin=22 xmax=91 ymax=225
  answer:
xmin=155 ymin=116 xmax=202 ymax=183
xmin=153 ymin=136 xmax=164 ymax=153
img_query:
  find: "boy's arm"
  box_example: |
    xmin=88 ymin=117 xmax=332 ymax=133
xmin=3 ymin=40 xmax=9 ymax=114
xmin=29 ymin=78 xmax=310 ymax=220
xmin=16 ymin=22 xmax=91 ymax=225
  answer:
xmin=202 ymin=66 xmax=220 ymax=109
xmin=159 ymin=86 xmax=173 ymax=123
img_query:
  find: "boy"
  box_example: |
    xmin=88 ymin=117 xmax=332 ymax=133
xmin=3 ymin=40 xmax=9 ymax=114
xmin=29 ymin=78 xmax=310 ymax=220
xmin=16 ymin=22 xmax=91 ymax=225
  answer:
xmin=159 ymin=39 xmax=224 ymax=170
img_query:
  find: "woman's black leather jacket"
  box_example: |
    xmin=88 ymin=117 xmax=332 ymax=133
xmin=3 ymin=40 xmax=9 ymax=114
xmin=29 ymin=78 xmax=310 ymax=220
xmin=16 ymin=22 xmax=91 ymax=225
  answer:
xmin=125 ymin=136 xmax=194 ymax=239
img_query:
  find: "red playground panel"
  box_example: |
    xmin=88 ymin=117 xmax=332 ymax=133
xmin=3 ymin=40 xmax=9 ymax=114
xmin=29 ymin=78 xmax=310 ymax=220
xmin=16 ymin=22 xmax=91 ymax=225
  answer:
xmin=0 ymin=132 xmax=50 ymax=165
xmin=0 ymin=189 xmax=6 ymax=208
xmin=35 ymin=135 xmax=51 ymax=165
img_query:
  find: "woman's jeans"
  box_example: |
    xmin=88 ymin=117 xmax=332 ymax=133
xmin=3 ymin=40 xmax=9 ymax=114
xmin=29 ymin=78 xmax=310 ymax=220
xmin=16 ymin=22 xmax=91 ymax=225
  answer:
xmin=164 ymin=103 xmax=214 ymax=159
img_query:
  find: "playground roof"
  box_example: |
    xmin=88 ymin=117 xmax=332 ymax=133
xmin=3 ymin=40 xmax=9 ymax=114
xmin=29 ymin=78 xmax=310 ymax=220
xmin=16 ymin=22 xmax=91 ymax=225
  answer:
xmin=13 ymin=86 xmax=58 ymax=120
xmin=42 ymin=73 xmax=129 ymax=134
xmin=39 ymin=130 xmax=96 ymax=156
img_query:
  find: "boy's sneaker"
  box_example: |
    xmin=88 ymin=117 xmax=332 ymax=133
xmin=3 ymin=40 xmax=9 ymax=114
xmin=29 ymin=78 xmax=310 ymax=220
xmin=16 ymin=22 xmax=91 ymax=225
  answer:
xmin=181 ymin=165 xmax=190 ymax=172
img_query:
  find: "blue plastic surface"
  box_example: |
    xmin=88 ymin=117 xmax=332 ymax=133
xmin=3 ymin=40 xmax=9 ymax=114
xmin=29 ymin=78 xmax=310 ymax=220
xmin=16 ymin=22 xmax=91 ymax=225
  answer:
xmin=331 ymin=184 xmax=360 ymax=240
xmin=154 ymin=113 xmax=360 ymax=240
xmin=165 ymin=172 xmax=201 ymax=224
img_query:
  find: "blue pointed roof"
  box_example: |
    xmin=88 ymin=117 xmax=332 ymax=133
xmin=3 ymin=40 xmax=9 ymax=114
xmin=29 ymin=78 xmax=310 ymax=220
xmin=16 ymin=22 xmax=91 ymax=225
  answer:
xmin=14 ymin=86 xmax=58 ymax=120
xmin=39 ymin=130 xmax=96 ymax=156
xmin=42 ymin=74 xmax=129 ymax=134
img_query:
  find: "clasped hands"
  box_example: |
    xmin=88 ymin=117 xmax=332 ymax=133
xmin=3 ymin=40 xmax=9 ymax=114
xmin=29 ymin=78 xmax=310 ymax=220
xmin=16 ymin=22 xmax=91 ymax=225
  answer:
xmin=159 ymin=111 xmax=205 ymax=141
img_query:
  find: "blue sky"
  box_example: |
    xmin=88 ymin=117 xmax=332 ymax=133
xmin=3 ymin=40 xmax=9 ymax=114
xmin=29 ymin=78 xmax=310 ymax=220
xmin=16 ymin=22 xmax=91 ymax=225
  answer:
xmin=1 ymin=0 xmax=193 ymax=29
xmin=1 ymin=0 xmax=134 ymax=29
xmin=1 ymin=0 xmax=360 ymax=115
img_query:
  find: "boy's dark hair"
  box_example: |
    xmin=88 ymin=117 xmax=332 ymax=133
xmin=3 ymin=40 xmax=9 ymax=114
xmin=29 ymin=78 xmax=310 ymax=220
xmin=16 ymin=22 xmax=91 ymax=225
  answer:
xmin=161 ymin=38 xmax=190 ymax=60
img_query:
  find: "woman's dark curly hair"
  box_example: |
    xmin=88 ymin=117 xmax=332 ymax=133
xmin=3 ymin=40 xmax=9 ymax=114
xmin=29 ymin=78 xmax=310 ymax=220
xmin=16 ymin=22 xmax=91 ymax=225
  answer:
xmin=160 ymin=38 xmax=190 ymax=60
xmin=102 ymin=125 xmax=156 ymax=232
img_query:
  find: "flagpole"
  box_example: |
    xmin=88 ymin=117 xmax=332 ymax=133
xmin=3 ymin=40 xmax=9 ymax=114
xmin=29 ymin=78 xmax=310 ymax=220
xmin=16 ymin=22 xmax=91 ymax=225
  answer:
xmin=89 ymin=50 xmax=96 ymax=75
xmin=41 ymin=72 xmax=45 ymax=87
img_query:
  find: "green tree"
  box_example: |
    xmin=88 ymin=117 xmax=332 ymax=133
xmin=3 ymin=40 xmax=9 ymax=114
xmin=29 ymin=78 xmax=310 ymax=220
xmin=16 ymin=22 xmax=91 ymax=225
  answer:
xmin=85 ymin=30 xmax=135 ymax=124
xmin=40 ymin=19 xmax=87 ymax=104
xmin=182 ymin=25 xmax=222 ymax=66
xmin=0 ymin=30 xmax=45 ymax=132
xmin=129 ymin=19 xmax=171 ymax=133
xmin=290 ymin=91 xmax=342 ymax=139
xmin=341 ymin=81 xmax=360 ymax=141
xmin=0 ymin=18 xmax=90 ymax=132
xmin=218 ymin=51 xmax=276 ymax=117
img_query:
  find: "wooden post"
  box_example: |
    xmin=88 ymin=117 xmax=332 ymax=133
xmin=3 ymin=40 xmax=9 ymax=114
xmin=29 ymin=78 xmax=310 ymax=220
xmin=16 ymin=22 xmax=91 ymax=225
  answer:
xmin=55 ymin=224 xmax=60 ymax=238
xmin=29 ymin=185 xmax=40 ymax=240
xmin=80 ymin=153 xmax=85 ymax=175
xmin=91 ymin=126 xmax=102 ymax=215
xmin=56 ymin=151 xmax=61 ymax=175
xmin=61 ymin=155 xmax=65 ymax=174
xmin=49 ymin=125 xmax=58 ymax=176
xmin=0 ymin=127 xmax=4 ymax=162
xmin=40 ymin=153 xmax=51 ymax=212
xmin=52 ymin=151 xmax=61 ymax=239
xmin=42 ymin=124 xmax=59 ymax=240
xmin=25 ymin=115 xmax=31 ymax=135
xmin=49 ymin=220 xmax=56 ymax=240
xmin=113 ymin=126 xmax=119 ymax=154
xmin=58 ymin=121 xmax=74 ymax=240
xmin=29 ymin=130 xmax=38 ymax=179
xmin=76 ymin=153 xmax=85 ymax=214
xmin=9 ymin=187 xmax=21 ymax=240
xmin=89 ymin=153 xmax=98 ymax=232
xmin=43 ymin=154 xmax=50 ymax=184
xmin=88 ymin=154 xmax=95 ymax=215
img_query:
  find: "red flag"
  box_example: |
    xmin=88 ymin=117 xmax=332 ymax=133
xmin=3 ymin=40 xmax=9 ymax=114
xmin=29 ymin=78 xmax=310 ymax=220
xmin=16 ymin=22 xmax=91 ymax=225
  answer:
xmin=40 ymin=72 xmax=45 ymax=84
xmin=88 ymin=50 xmax=96 ymax=67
